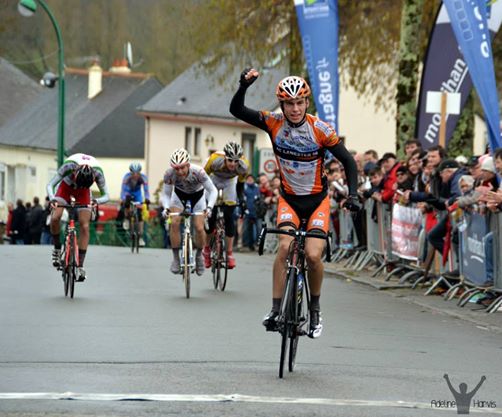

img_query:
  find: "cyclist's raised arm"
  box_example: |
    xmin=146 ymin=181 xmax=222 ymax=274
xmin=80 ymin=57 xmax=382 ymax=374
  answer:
xmin=94 ymin=169 xmax=109 ymax=204
xmin=229 ymin=68 xmax=268 ymax=131
xmin=326 ymin=141 xmax=358 ymax=197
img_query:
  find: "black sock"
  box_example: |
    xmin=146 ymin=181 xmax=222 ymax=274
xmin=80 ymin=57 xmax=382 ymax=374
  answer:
xmin=78 ymin=249 xmax=87 ymax=267
xmin=310 ymin=295 xmax=321 ymax=312
xmin=52 ymin=234 xmax=61 ymax=250
xmin=272 ymin=298 xmax=281 ymax=312
xmin=172 ymin=248 xmax=180 ymax=260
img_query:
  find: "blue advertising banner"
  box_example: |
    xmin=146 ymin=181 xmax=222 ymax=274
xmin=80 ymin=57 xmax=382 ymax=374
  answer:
xmin=443 ymin=0 xmax=502 ymax=152
xmin=415 ymin=2 xmax=502 ymax=150
xmin=294 ymin=0 xmax=339 ymax=131
xmin=461 ymin=212 xmax=489 ymax=285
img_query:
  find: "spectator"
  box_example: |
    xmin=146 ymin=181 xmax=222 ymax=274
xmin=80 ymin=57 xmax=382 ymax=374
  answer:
xmin=10 ymin=199 xmax=26 ymax=245
xmin=242 ymin=174 xmax=259 ymax=251
xmin=29 ymin=197 xmax=45 ymax=244
xmin=40 ymin=197 xmax=52 ymax=245
xmin=479 ymin=156 xmax=498 ymax=191
xmin=373 ymin=153 xmax=400 ymax=203
xmin=427 ymin=159 xmax=467 ymax=258
xmin=404 ymin=139 xmax=422 ymax=157
xmin=395 ymin=166 xmax=413 ymax=192
xmin=5 ymin=202 xmax=14 ymax=243
xmin=23 ymin=201 xmax=32 ymax=244
xmin=363 ymin=149 xmax=379 ymax=165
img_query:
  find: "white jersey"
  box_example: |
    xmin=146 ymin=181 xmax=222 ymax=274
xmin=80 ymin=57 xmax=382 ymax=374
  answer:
xmin=161 ymin=164 xmax=217 ymax=209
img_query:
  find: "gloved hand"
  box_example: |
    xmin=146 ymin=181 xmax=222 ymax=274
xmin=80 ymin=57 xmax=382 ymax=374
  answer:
xmin=343 ymin=195 xmax=362 ymax=212
xmin=162 ymin=208 xmax=170 ymax=219
xmin=239 ymin=68 xmax=259 ymax=88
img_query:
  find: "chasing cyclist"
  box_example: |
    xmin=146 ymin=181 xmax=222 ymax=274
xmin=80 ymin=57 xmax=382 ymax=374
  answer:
xmin=121 ymin=162 xmax=150 ymax=247
xmin=230 ymin=69 xmax=360 ymax=338
xmin=161 ymin=148 xmax=217 ymax=276
xmin=47 ymin=153 xmax=109 ymax=281
xmin=202 ymin=141 xmax=250 ymax=270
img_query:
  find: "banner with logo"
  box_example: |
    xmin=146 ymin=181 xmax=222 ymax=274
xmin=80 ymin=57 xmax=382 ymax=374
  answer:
xmin=460 ymin=212 xmax=489 ymax=285
xmin=443 ymin=0 xmax=502 ymax=151
xmin=415 ymin=2 xmax=502 ymax=150
xmin=294 ymin=0 xmax=339 ymax=131
xmin=391 ymin=204 xmax=423 ymax=260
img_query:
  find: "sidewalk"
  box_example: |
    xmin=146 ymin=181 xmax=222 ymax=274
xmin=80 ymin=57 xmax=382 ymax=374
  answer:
xmin=324 ymin=262 xmax=502 ymax=334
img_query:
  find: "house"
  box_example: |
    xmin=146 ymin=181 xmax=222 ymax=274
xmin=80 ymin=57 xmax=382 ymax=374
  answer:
xmin=0 ymin=61 xmax=163 ymax=206
xmin=0 ymin=57 xmax=43 ymax=128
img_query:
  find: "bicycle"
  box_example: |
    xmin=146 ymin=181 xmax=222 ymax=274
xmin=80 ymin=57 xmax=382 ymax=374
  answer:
xmin=56 ymin=199 xmax=93 ymax=299
xmin=168 ymin=202 xmax=205 ymax=299
xmin=126 ymin=199 xmax=142 ymax=253
xmin=258 ymin=221 xmax=331 ymax=378
xmin=209 ymin=190 xmax=228 ymax=291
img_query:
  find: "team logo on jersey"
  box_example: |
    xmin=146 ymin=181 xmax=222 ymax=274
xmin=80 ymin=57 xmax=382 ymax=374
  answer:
xmin=318 ymin=212 xmax=325 ymax=217
xmin=312 ymin=219 xmax=324 ymax=227
xmin=280 ymin=213 xmax=293 ymax=220
xmin=281 ymin=207 xmax=287 ymax=212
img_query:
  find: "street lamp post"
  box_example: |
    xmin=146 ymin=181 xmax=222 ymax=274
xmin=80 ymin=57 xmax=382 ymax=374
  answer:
xmin=18 ymin=0 xmax=65 ymax=168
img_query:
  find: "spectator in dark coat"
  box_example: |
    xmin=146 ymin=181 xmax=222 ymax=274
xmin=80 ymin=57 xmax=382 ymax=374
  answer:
xmin=10 ymin=199 xmax=26 ymax=245
xmin=29 ymin=197 xmax=45 ymax=244
xmin=243 ymin=174 xmax=259 ymax=251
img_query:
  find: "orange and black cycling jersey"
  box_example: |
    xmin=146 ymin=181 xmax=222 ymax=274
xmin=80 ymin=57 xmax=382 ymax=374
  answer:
xmin=229 ymin=85 xmax=358 ymax=198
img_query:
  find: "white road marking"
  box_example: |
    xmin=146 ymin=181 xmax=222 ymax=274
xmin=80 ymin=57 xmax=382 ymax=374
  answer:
xmin=0 ymin=392 xmax=500 ymax=413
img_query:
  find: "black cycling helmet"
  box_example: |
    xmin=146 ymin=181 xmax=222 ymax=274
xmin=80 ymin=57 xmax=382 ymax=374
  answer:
xmin=74 ymin=165 xmax=95 ymax=188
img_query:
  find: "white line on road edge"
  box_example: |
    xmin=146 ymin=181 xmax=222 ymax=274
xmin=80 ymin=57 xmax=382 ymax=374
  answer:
xmin=0 ymin=393 xmax=500 ymax=414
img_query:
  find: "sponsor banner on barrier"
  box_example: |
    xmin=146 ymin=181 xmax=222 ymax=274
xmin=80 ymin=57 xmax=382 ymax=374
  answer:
xmin=461 ymin=212 xmax=488 ymax=285
xmin=391 ymin=204 xmax=422 ymax=260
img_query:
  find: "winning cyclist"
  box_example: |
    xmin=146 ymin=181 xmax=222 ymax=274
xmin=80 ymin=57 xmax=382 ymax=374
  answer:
xmin=121 ymin=162 xmax=150 ymax=247
xmin=230 ymin=69 xmax=360 ymax=338
xmin=202 ymin=141 xmax=250 ymax=270
xmin=161 ymin=148 xmax=217 ymax=276
xmin=47 ymin=153 xmax=109 ymax=281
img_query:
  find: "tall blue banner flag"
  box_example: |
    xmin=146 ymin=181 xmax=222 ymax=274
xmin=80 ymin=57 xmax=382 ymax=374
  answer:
xmin=442 ymin=0 xmax=502 ymax=152
xmin=294 ymin=0 xmax=339 ymax=131
xmin=415 ymin=2 xmax=502 ymax=150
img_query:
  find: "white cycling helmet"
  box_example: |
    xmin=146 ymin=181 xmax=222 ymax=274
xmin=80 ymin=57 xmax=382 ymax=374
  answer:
xmin=276 ymin=76 xmax=311 ymax=101
xmin=170 ymin=148 xmax=190 ymax=167
xmin=129 ymin=162 xmax=142 ymax=173
xmin=223 ymin=141 xmax=243 ymax=160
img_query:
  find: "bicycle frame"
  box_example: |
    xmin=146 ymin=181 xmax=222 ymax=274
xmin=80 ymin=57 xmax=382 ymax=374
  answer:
xmin=127 ymin=200 xmax=142 ymax=253
xmin=210 ymin=204 xmax=228 ymax=291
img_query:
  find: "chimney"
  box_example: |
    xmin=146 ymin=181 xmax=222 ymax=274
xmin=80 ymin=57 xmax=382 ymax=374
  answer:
xmin=88 ymin=62 xmax=102 ymax=99
xmin=109 ymin=58 xmax=131 ymax=74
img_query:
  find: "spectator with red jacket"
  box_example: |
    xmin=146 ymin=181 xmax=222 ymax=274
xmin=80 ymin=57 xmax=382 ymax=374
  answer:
xmin=373 ymin=153 xmax=401 ymax=203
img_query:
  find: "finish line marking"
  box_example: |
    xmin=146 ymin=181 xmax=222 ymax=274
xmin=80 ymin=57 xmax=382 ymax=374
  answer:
xmin=0 ymin=393 xmax=500 ymax=413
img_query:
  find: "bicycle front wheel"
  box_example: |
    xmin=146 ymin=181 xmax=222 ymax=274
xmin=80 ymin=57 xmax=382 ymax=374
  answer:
xmin=69 ymin=234 xmax=79 ymax=299
xmin=211 ymin=235 xmax=219 ymax=290
xmin=278 ymin=270 xmax=295 ymax=378
xmin=183 ymin=232 xmax=191 ymax=299
xmin=218 ymin=236 xmax=228 ymax=291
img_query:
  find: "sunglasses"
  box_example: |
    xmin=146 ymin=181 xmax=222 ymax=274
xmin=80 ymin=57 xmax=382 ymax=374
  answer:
xmin=226 ymin=158 xmax=239 ymax=163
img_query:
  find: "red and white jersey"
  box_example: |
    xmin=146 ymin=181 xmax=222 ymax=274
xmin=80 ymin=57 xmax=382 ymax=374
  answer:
xmin=260 ymin=111 xmax=340 ymax=195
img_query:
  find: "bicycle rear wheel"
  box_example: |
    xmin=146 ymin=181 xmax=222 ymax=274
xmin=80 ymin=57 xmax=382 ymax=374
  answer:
xmin=218 ymin=237 xmax=228 ymax=291
xmin=69 ymin=234 xmax=79 ymax=299
xmin=183 ymin=231 xmax=191 ymax=299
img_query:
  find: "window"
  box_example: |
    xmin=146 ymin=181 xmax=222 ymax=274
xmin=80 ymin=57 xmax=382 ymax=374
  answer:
xmin=184 ymin=126 xmax=202 ymax=157
xmin=194 ymin=128 xmax=201 ymax=157
xmin=0 ymin=163 xmax=5 ymax=201
xmin=242 ymin=133 xmax=256 ymax=168
xmin=184 ymin=127 xmax=192 ymax=154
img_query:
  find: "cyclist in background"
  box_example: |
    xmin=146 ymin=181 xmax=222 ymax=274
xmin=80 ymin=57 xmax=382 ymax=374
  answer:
xmin=230 ymin=69 xmax=360 ymax=338
xmin=161 ymin=148 xmax=217 ymax=276
xmin=203 ymin=141 xmax=250 ymax=269
xmin=47 ymin=153 xmax=109 ymax=281
xmin=121 ymin=162 xmax=150 ymax=247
